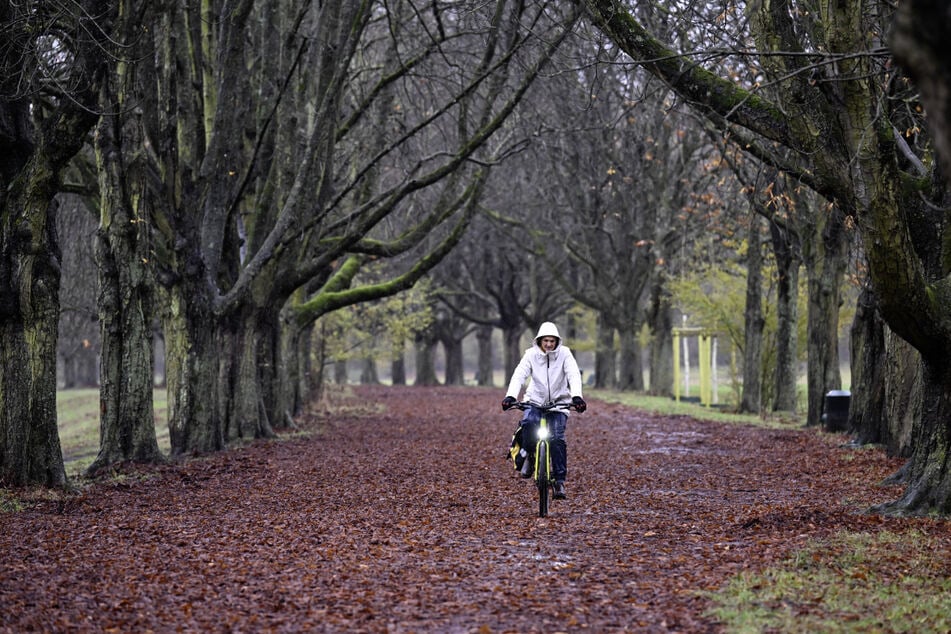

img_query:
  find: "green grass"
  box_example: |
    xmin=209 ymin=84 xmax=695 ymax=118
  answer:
xmin=57 ymin=388 xmax=169 ymax=478
xmin=588 ymin=388 xmax=805 ymax=429
xmin=705 ymin=530 xmax=951 ymax=633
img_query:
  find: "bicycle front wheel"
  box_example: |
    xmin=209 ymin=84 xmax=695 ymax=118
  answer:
xmin=536 ymin=441 xmax=549 ymax=518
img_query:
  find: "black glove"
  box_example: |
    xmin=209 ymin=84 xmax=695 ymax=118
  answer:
xmin=572 ymin=396 xmax=587 ymax=413
xmin=502 ymin=396 xmax=517 ymax=411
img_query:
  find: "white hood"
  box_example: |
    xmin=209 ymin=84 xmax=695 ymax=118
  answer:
xmin=534 ymin=321 xmax=561 ymax=351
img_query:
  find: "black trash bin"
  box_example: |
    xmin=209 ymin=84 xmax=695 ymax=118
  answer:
xmin=822 ymin=390 xmax=851 ymax=431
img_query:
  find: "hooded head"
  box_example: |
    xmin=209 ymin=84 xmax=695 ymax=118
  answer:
xmin=534 ymin=321 xmax=561 ymax=352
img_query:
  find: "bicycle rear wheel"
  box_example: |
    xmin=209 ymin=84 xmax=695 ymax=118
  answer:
xmin=536 ymin=441 xmax=549 ymax=517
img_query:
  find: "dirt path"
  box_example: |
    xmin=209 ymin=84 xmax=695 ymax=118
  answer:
xmin=0 ymin=385 xmax=916 ymax=632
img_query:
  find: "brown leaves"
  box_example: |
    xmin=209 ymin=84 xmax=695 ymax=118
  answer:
xmin=0 ymin=385 xmax=937 ymax=632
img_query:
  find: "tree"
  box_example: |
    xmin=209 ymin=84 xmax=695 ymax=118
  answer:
xmin=740 ymin=211 xmax=765 ymax=413
xmin=578 ymin=0 xmax=951 ymax=515
xmin=88 ymin=0 xmax=163 ymax=472
xmin=88 ymin=0 xmax=579 ymax=461
xmin=0 ymin=1 xmax=116 ymax=487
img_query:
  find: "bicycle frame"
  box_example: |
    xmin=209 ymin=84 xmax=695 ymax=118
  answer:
xmin=510 ymin=401 xmax=571 ymax=517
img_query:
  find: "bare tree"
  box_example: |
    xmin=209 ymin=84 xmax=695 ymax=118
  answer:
xmin=113 ymin=1 xmax=580 ymax=457
xmin=578 ymin=0 xmax=951 ymax=515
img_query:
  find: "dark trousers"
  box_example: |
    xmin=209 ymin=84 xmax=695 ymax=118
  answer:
xmin=519 ymin=407 xmax=568 ymax=481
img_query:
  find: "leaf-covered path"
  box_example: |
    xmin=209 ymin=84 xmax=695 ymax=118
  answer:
xmin=0 ymin=385 xmax=928 ymax=632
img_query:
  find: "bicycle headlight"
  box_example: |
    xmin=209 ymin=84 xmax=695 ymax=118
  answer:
xmin=537 ymin=426 xmax=550 ymax=440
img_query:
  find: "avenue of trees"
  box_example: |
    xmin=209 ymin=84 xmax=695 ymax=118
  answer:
xmin=4 ymin=0 xmax=951 ymax=517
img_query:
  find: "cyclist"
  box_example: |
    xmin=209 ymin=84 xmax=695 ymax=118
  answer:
xmin=502 ymin=321 xmax=586 ymax=499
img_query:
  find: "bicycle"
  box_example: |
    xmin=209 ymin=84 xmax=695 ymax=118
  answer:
xmin=506 ymin=401 xmax=576 ymax=517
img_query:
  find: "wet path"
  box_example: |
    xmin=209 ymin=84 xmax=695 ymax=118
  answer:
xmin=1 ymin=385 xmax=906 ymax=633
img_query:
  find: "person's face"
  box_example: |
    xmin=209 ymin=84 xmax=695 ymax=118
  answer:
xmin=539 ymin=336 xmax=558 ymax=352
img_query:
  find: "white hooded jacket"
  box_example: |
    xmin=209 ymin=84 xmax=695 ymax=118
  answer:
xmin=505 ymin=322 xmax=583 ymax=411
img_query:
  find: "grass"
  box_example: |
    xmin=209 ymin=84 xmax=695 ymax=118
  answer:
xmin=706 ymin=530 xmax=951 ymax=633
xmin=588 ymin=388 xmax=806 ymax=429
xmin=56 ymin=388 xmax=169 ymax=479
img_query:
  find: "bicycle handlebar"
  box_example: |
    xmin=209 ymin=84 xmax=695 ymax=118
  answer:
xmin=508 ymin=401 xmax=577 ymax=412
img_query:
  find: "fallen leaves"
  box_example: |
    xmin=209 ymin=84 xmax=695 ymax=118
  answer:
xmin=0 ymin=385 xmax=942 ymax=633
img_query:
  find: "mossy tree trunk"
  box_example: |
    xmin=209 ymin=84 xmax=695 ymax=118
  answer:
xmin=0 ymin=188 xmax=68 ymax=487
xmin=88 ymin=24 xmax=164 ymax=473
xmin=0 ymin=0 xmax=114 ymax=486
xmin=224 ymin=305 xmax=278 ymax=440
xmin=162 ymin=284 xmax=224 ymax=457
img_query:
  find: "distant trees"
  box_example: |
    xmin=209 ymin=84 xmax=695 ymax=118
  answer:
xmin=56 ymin=195 xmax=99 ymax=389
xmin=578 ymin=0 xmax=951 ymax=515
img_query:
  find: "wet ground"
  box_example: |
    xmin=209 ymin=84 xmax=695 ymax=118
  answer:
xmin=0 ymin=385 xmax=919 ymax=632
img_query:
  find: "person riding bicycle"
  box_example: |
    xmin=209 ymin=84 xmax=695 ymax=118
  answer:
xmin=501 ymin=321 xmax=586 ymax=500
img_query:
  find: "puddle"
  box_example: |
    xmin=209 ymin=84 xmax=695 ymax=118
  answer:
xmin=633 ymin=430 xmax=710 ymax=455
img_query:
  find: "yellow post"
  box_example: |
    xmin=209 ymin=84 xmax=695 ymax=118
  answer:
xmin=673 ymin=327 xmax=717 ymax=406
xmin=673 ymin=330 xmax=681 ymax=401
xmin=699 ymin=334 xmax=711 ymax=406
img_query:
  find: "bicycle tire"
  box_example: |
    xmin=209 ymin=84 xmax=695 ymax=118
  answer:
xmin=536 ymin=441 xmax=549 ymax=517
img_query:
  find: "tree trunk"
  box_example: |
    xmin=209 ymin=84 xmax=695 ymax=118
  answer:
xmin=226 ymin=309 xmax=277 ymax=441
xmin=770 ymin=220 xmax=800 ymax=413
xmin=617 ymin=327 xmax=644 ymax=391
xmin=443 ymin=339 xmax=464 ymax=386
xmin=476 ymin=325 xmax=493 ymax=387
xmin=89 ymin=219 xmax=162 ymax=472
xmin=298 ymin=323 xmax=320 ymax=409
xmin=740 ymin=213 xmax=764 ymax=414
xmin=848 ymin=285 xmax=887 ymax=445
xmin=594 ymin=314 xmax=617 ymax=389
xmin=361 ymin=356 xmax=380 ymax=385
xmin=87 ymin=66 xmax=164 ymax=474
xmin=502 ymin=326 xmax=523 ymax=380
xmin=414 ymin=332 xmax=440 ymax=386
xmin=276 ymin=318 xmax=308 ymax=424
xmin=334 ymin=360 xmax=348 ymax=384
xmin=0 ymin=192 xmax=67 ymax=487
xmin=162 ymin=286 xmax=224 ymax=456
xmin=874 ymin=359 xmax=951 ymax=515
xmin=881 ymin=328 xmax=920 ymax=458
xmin=804 ymin=208 xmax=848 ymax=428
xmin=646 ymin=274 xmax=673 ymax=397
xmin=391 ymin=341 xmax=407 ymax=386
